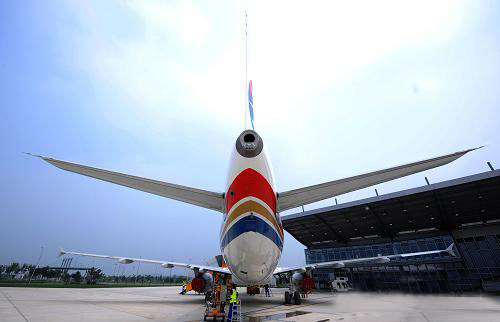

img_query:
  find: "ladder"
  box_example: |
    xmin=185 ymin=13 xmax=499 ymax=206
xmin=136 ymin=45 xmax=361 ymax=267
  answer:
xmin=229 ymin=300 xmax=241 ymax=322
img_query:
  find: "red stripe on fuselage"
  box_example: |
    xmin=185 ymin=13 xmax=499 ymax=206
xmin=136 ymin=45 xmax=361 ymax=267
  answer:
xmin=226 ymin=168 xmax=276 ymax=214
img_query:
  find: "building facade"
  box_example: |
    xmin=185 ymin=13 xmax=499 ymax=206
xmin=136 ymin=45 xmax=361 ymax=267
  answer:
xmin=283 ymin=170 xmax=500 ymax=293
xmin=306 ymin=226 xmax=500 ymax=292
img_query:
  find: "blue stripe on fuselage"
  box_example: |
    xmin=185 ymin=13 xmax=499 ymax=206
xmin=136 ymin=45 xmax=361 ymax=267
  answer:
xmin=221 ymin=215 xmax=283 ymax=251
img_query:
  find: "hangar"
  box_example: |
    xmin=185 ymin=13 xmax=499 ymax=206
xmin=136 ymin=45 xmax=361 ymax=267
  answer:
xmin=282 ymin=169 xmax=500 ymax=293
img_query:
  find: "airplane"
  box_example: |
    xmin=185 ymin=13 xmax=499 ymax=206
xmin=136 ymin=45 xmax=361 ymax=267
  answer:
xmin=29 ymin=82 xmax=477 ymax=305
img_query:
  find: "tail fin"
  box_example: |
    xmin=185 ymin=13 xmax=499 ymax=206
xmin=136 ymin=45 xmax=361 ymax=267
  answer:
xmin=248 ymin=80 xmax=254 ymax=130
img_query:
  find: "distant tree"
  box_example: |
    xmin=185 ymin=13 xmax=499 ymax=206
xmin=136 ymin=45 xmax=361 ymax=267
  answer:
xmin=6 ymin=263 xmax=20 ymax=274
xmin=21 ymin=263 xmax=34 ymax=271
xmin=71 ymin=271 xmax=82 ymax=284
xmin=38 ymin=266 xmax=50 ymax=278
xmin=62 ymin=272 xmax=70 ymax=284
xmin=35 ymin=266 xmax=59 ymax=279
xmin=26 ymin=264 xmax=37 ymax=277
xmin=47 ymin=268 xmax=59 ymax=279
xmin=86 ymin=267 xmax=105 ymax=284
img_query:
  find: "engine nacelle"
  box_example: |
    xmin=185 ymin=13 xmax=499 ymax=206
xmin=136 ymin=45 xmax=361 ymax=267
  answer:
xmin=302 ymin=277 xmax=315 ymax=292
xmin=292 ymin=272 xmax=315 ymax=293
xmin=291 ymin=272 xmax=303 ymax=291
xmin=191 ymin=272 xmax=213 ymax=293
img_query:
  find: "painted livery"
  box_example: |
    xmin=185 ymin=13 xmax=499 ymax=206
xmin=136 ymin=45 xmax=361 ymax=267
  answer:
xmin=221 ymin=130 xmax=282 ymax=284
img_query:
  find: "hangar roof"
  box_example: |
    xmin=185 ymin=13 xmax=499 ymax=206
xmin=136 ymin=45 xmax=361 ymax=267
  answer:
xmin=281 ymin=170 xmax=500 ymax=247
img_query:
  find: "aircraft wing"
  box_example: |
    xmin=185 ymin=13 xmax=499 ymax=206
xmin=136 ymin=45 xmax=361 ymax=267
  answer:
xmin=29 ymin=154 xmax=224 ymax=212
xmin=273 ymin=243 xmax=455 ymax=275
xmin=59 ymin=248 xmax=231 ymax=275
xmin=277 ymin=148 xmax=480 ymax=212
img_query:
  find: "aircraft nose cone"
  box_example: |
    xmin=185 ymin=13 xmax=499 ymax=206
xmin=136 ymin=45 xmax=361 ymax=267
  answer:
xmin=236 ymin=130 xmax=263 ymax=158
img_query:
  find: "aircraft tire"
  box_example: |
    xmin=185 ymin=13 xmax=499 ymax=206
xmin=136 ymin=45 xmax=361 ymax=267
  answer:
xmin=284 ymin=291 xmax=291 ymax=304
xmin=293 ymin=291 xmax=301 ymax=305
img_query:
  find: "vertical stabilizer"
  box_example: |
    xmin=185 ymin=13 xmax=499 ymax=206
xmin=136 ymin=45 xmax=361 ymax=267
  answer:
xmin=249 ymin=80 xmax=254 ymax=130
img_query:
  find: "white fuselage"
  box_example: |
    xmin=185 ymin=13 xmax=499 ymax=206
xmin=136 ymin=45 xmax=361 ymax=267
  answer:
xmin=219 ymin=130 xmax=283 ymax=285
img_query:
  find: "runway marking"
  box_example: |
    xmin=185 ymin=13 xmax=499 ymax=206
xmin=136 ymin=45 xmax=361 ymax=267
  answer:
xmin=420 ymin=311 xmax=431 ymax=322
xmin=0 ymin=290 xmax=29 ymax=322
xmin=380 ymin=297 xmax=436 ymax=322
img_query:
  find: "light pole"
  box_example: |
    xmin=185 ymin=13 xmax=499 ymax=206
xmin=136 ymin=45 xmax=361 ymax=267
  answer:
xmin=135 ymin=257 xmax=141 ymax=284
xmin=28 ymin=246 xmax=44 ymax=285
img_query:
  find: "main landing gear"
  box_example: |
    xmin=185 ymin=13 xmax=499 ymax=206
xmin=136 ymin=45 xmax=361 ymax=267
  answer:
xmin=284 ymin=290 xmax=301 ymax=305
xmin=281 ymin=272 xmax=314 ymax=305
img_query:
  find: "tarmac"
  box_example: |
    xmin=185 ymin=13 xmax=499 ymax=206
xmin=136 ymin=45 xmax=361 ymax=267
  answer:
xmin=0 ymin=286 xmax=499 ymax=322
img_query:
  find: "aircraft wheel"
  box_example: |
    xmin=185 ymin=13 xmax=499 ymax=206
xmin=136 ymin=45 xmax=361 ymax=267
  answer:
xmin=284 ymin=291 xmax=291 ymax=304
xmin=293 ymin=291 xmax=301 ymax=305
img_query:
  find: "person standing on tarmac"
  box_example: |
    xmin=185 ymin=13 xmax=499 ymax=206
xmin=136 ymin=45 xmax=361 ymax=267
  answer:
xmin=264 ymin=284 xmax=270 ymax=297
xmin=180 ymin=280 xmax=187 ymax=295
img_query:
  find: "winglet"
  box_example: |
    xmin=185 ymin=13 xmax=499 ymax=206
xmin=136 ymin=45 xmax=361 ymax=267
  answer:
xmin=468 ymin=146 xmax=485 ymax=153
xmin=445 ymin=243 xmax=456 ymax=257
xmin=23 ymin=152 xmax=56 ymax=162
xmin=58 ymin=247 xmax=66 ymax=257
xmin=23 ymin=152 xmax=43 ymax=158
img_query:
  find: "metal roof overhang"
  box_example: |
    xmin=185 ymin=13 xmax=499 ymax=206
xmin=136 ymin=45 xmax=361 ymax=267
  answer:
xmin=282 ymin=170 xmax=500 ymax=247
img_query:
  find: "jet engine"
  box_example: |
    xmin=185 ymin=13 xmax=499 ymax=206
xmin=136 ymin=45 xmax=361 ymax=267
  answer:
xmin=284 ymin=272 xmax=315 ymax=305
xmin=191 ymin=272 xmax=213 ymax=293
xmin=302 ymin=276 xmax=315 ymax=292
xmin=292 ymin=272 xmax=314 ymax=292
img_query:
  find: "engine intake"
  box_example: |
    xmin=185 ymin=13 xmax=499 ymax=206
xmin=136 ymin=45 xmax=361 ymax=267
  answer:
xmin=191 ymin=277 xmax=205 ymax=293
xmin=191 ymin=272 xmax=213 ymax=293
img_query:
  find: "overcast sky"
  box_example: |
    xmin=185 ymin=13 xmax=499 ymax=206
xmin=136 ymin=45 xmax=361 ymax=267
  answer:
xmin=1 ymin=0 xmax=499 ymax=276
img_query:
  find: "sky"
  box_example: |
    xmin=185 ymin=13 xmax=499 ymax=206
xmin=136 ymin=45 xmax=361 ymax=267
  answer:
xmin=1 ymin=0 xmax=499 ymax=276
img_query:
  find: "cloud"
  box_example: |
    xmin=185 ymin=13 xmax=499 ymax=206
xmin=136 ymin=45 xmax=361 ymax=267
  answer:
xmin=127 ymin=0 xmax=211 ymax=49
xmin=65 ymin=0 xmax=231 ymax=139
xmin=63 ymin=0 xmax=465 ymax=142
xmin=62 ymin=0 xmax=475 ymax=180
